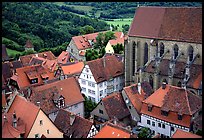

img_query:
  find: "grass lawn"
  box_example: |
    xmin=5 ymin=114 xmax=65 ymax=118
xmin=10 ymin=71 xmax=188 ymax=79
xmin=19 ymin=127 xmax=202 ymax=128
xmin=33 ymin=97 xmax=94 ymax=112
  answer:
xmin=6 ymin=48 xmax=22 ymax=57
xmin=105 ymin=18 xmax=133 ymax=31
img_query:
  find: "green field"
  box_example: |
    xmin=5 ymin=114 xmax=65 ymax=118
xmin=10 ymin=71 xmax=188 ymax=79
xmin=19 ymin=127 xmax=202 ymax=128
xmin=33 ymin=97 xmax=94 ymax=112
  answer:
xmin=105 ymin=18 xmax=133 ymax=31
xmin=6 ymin=48 xmax=22 ymax=57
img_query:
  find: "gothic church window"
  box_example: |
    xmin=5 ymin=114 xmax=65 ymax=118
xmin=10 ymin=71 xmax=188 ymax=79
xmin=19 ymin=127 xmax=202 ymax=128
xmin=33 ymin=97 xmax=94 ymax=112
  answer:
xmin=188 ymin=46 xmax=194 ymax=62
xmin=149 ymin=75 xmax=153 ymax=88
xmin=173 ymin=44 xmax=179 ymax=59
xmin=144 ymin=42 xmax=148 ymax=65
xmin=159 ymin=42 xmax=164 ymax=57
xmin=132 ymin=41 xmax=136 ymax=76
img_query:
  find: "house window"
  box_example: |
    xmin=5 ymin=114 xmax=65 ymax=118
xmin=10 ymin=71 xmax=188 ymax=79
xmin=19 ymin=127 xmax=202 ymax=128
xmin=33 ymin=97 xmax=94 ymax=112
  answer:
xmin=171 ymin=126 xmax=174 ymax=131
xmin=99 ymin=83 xmax=103 ymax=87
xmin=82 ymin=87 xmax=86 ymax=92
xmin=99 ymin=109 xmax=103 ymax=114
xmin=147 ymin=120 xmax=150 ymax=125
xmin=88 ymin=82 xmax=92 ymax=86
xmin=40 ymin=120 xmax=43 ymax=126
xmin=158 ymin=123 xmax=161 ymax=128
xmin=74 ymin=104 xmax=78 ymax=108
xmin=77 ymin=113 xmax=80 ymax=116
xmin=88 ymin=89 xmax=92 ymax=94
xmin=47 ymin=129 xmax=49 ymax=134
xmin=92 ymin=90 xmax=95 ymax=95
xmin=100 ymin=90 xmax=103 ymax=95
xmin=129 ymin=105 xmax=132 ymax=109
xmin=92 ymin=83 xmax=95 ymax=87
xmin=81 ymin=80 xmax=86 ymax=85
xmin=152 ymin=121 xmax=155 ymax=127
xmin=104 ymin=89 xmax=106 ymax=93
xmin=71 ymin=49 xmax=73 ymax=53
xmin=162 ymin=124 xmax=165 ymax=129
xmin=148 ymin=106 xmax=152 ymax=112
xmin=178 ymin=114 xmax=182 ymax=120
xmin=92 ymin=128 xmax=95 ymax=132
xmin=35 ymin=134 xmax=39 ymax=138
xmin=104 ymin=82 xmax=107 ymax=86
xmin=116 ymin=84 xmax=119 ymax=90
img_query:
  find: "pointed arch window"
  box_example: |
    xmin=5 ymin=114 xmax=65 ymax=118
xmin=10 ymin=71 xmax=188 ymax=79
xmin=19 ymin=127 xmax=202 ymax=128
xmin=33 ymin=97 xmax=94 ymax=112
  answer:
xmin=144 ymin=42 xmax=148 ymax=65
xmin=149 ymin=75 xmax=153 ymax=88
xmin=159 ymin=42 xmax=165 ymax=57
xmin=132 ymin=41 xmax=136 ymax=76
xmin=173 ymin=44 xmax=179 ymax=59
xmin=188 ymin=46 xmax=194 ymax=62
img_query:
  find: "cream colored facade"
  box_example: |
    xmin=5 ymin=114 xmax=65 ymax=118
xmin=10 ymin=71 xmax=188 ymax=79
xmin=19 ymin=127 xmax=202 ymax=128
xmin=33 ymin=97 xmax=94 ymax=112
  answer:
xmin=105 ymin=42 xmax=114 ymax=54
xmin=27 ymin=110 xmax=63 ymax=138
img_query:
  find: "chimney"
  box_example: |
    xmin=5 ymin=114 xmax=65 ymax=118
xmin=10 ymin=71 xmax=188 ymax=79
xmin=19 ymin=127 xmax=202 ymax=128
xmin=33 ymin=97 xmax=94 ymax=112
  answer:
xmin=162 ymin=82 xmax=166 ymax=89
xmin=12 ymin=111 xmax=17 ymax=128
xmin=70 ymin=113 xmax=75 ymax=126
xmin=138 ymin=83 xmax=141 ymax=94
xmin=103 ymin=58 xmax=106 ymax=67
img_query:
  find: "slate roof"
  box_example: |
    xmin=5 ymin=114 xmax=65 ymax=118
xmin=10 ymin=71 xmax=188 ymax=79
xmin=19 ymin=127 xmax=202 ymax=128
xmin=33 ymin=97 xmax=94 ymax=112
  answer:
xmin=5 ymin=95 xmax=40 ymax=138
xmin=141 ymin=84 xmax=202 ymax=127
xmin=102 ymin=92 xmax=130 ymax=120
xmin=2 ymin=44 xmax=9 ymax=61
xmin=123 ymin=81 xmax=153 ymax=113
xmin=128 ymin=7 xmax=202 ymax=43
xmin=87 ymin=55 xmax=124 ymax=83
xmin=54 ymin=109 xmax=93 ymax=138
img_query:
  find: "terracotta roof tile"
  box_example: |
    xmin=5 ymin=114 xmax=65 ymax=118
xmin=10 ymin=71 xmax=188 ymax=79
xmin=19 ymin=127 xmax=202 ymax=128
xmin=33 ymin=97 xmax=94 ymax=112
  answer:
xmin=57 ymin=51 xmax=78 ymax=64
xmin=123 ymin=81 xmax=153 ymax=113
xmin=19 ymin=51 xmax=56 ymax=66
xmin=94 ymin=123 xmax=131 ymax=138
xmin=11 ymin=60 xmax=23 ymax=70
xmin=72 ymin=31 xmax=123 ymax=50
xmin=102 ymin=92 xmax=130 ymax=120
xmin=129 ymin=7 xmax=202 ymax=43
xmin=109 ymin=37 xmax=124 ymax=46
xmin=32 ymin=77 xmax=84 ymax=107
xmin=61 ymin=62 xmax=84 ymax=75
xmin=54 ymin=109 xmax=93 ymax=138
xmin=141 ymin=84 xmax=202 ymax=127
xmin=13 ymin=64 xmax=55 ymax=89
xmin=103 ymin=53 xmax=124 ymax=62
xmin=87 ymin=55 xmax=124 ymax=83
xmin=6 ymin=95 xmax=40 ymax=137
xmin=172 ymin=129 xmax=201 ymax=138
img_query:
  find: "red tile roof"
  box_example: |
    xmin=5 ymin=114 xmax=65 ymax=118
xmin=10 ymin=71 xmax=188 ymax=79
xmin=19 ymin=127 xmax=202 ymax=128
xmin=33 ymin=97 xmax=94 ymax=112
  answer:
xmin=61 ymin=62 xmax=84 ymax=76
xmin=19 ymin=51 xmax=56 ymax=66
xmin=123 ymin=81 xmax=153 ymax=113
xmin=141 ymin=84 xmax=202 ymax=127
xmin=72 ymin=31 xmax=123 ymax=50
xmin=11 ymin=64 xmax=55 ymax=89
xmin=57 ymin=51 xmax=78 ymax=64
xmin=87 ymin=55 xmax=124 ymax=83
xmin=172 ymin=129 xmax=202 ymax=138
xmin=128 ymin=7 xmax=202 ymax=43
xmin=5 ymin=95 xmax=40 ymax=138
xmin=102 ymin=92 xmax=130 ymax=120
xmin=54 ymin=109 xmax=93 ymax=138
xmin=32 ymin=77 xmax=84 ymax=107
xmin=94 ymin=123 xmax=131 ymax=138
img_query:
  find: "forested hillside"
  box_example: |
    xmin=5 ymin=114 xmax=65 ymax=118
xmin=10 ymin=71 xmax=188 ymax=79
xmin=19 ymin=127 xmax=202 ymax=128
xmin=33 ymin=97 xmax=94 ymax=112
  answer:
xmin=2 ymin=2 xmax=109 ymax=53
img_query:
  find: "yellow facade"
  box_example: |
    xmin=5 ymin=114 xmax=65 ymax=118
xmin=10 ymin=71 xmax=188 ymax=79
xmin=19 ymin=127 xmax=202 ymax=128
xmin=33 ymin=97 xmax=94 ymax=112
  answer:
xmin=105 ymin=42 xmax=114 ymax=54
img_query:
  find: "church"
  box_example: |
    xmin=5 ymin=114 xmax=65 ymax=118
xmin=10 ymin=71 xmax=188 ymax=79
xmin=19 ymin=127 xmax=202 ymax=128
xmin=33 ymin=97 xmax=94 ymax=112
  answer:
xmin=125 ymin=6 xmax=202 ymax=96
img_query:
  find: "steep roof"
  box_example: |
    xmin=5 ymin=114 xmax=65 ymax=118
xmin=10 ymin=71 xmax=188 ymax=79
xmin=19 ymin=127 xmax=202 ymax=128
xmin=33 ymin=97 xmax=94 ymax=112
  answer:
xmin=57 ymin=51 xmax=78 ymax=64
xmin=61 ymin=62 xmax=84 ymax=75
xmin=54 ymin=109 xmax=93 ymax=138
xmin=109 ymin=37 xmax=124 ymax=46
xmin=2 ymin=44 xmax=9 ymax=61
xmin=102 ymin=92 xmax=130 ymax=120
xmin=11 ymin=64 xmax=55 ymax=89
xmin=94 ymin=123 xmax=131 ymax=138
xmin=128 ymin=7 xmax=202 ymax=43
xmin=172 ymin=129 xmax=201 ymax=138
xmin=6 ymin=95 xmax=40 ymax=137
xmin=141 ymin=84 xmax=202 ymax=127
xmin=19 ymin=51 xmax=56 ymax=66
xmin=87 ymin=55 xmax=124 ymax=83
xmin=32 ymin=77 xmax=84 ymax=107
xmin=123 ymin=81 xmax=153 ymax=113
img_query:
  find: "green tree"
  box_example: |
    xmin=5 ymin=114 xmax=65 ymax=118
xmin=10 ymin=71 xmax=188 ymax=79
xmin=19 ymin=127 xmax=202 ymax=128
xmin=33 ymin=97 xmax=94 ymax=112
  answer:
xmin=138 ymin=127 xmax=151 ymax=138
xmin=113 ymin=43 xmax=124 ymax=54
xmin=84 ymin=96 xmax=97 ymax=119
xmin=21 ymin=49 xmax=36 ymax=56
xmin=94 ymin=31 xmax=115 ymax=49
xmin=80 ymin=25 xmax=95 ymax=35
xmin=85 ymin=49 xmax=99 ymax=61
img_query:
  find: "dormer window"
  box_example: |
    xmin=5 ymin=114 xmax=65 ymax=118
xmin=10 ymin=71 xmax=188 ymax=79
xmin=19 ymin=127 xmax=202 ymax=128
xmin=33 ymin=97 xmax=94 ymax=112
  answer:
xmin=31 ymin=78 xmax=38 ymax=84
xmin=161 ymin=110 xmax=169 ymax=116
xmin=178 ymin=114 xmax=182 ymax=120
xmin=148 ymin=104 xmax=153 ymax=112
